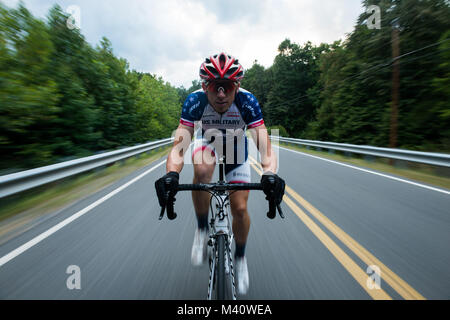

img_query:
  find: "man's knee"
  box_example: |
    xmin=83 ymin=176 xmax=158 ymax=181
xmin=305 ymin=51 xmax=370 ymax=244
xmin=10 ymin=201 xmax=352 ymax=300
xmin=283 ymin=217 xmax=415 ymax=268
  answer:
xmin=230 ymin=196 xmax=248 ymax=219
xmin=194 ymin=164 xmax=214 ymax=183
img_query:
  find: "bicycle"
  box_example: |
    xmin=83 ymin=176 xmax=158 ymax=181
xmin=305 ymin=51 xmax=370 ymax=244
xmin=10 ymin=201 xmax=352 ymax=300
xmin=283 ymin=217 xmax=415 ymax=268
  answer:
xmin=158 ymin=156 xmax=284 ymax=300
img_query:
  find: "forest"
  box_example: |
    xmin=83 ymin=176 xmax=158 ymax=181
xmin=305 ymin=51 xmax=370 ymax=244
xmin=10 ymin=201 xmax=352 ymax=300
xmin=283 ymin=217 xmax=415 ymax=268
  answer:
xmin=241 ymin=0 xmax=450 ymax=152
xmin=1 ymin=0 xmax=449 ymax=172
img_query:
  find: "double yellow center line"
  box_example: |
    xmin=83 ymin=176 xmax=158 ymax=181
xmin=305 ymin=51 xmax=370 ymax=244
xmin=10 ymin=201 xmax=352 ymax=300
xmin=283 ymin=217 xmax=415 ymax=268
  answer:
xmin=249 ymin=156 xmax=425 ymax=300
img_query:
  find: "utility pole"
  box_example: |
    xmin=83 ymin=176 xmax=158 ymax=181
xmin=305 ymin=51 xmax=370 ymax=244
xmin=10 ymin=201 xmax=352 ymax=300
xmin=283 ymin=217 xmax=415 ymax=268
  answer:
xmin=390 ymin=18 xmax=400 ymax=150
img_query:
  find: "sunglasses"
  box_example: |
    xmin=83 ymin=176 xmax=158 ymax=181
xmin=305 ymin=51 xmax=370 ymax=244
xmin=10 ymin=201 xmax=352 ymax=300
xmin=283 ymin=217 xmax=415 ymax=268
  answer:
xmin=206 ymin=81 xmax=238 ymax=94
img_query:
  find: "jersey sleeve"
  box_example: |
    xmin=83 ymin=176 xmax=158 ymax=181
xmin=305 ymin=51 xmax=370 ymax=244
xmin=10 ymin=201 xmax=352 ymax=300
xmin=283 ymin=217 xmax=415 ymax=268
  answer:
xmin=180 ymin=91 xmax=207 ymax=128
xmin=236 ymin=90 xmax=265 ymax=129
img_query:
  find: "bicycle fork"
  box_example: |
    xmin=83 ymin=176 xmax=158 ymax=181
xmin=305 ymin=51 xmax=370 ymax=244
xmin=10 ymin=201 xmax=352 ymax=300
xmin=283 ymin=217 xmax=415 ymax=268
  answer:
xmin=207 ymin=196 xmax=237 ymax=300
xmin=207 ymin=234 xmax=237 ymax=300
xmin=227 ymin=235 xmax=237 ymax=300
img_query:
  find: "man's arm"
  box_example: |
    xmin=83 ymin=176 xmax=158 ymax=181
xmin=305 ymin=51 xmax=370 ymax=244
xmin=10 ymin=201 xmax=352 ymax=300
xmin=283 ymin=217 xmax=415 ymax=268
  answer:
xmin=166 ymin=124 xmax=194 ymax=174
xmin=248 ymin=123 xmax=277 ymax=173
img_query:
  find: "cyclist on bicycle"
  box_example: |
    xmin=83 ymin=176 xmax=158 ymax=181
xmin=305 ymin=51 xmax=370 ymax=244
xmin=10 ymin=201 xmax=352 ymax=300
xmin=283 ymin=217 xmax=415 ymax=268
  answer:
xmin=155 ymin=52 xmax=285 ymax=295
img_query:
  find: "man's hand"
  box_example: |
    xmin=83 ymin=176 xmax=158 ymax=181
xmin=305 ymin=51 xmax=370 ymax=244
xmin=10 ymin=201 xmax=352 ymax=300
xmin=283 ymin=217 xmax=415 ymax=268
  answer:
xmin=261 ymin=172 xmax=285 ymax=205
xmin=155 ymin=172 xmax=179 ymax=207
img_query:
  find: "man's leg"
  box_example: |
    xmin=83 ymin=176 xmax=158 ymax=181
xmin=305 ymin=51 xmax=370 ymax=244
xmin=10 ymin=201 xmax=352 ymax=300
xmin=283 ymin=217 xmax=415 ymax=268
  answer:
xmin=192 ymin=147 xmax=216 ymax=228
xmin=229 ymin=191 xmax=250 ymax=254
xmin=229 ymin=190 xmax=251 ymax=295
xmin=191 ymin=147 xmax=215 ymax=266
xmin=225 ymin=139 xmax=252 ymax=294
xmin=192 ymin=163 xmax=215 ymax=228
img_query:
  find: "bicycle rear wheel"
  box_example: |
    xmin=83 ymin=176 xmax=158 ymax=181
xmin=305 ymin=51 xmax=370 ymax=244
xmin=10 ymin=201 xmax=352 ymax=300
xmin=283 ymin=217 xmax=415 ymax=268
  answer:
xmin=216 ymin=234 xmax=227 ymax=300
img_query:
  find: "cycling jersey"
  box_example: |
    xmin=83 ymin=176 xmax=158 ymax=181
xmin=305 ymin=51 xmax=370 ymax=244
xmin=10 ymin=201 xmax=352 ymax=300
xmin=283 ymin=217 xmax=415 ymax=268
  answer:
xmin=180 ymin=88 xmax=264 ymax=183
xmin=180 ymin=88 xmax=264 ymax=131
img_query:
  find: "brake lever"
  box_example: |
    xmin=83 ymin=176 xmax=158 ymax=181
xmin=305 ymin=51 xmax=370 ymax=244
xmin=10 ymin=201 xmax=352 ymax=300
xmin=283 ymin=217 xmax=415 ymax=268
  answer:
xmin=158 ymin=201 xmax=177 ymax=220
xmin=266 ymin=198 xmax=276 ymax=219
xmin=277 ymin=203 xmax=285 ymax=219
xmin=158 ymin=205 xmax=165 ymax=220
xmin=166 ymin=196 xmax=177 ymax=220
xmin=158 ymin=189 xmax=175 ymax=220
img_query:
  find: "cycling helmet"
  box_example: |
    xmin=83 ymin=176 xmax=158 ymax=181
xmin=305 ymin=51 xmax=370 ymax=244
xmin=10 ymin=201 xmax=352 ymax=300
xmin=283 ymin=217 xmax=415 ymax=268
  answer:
xmin=199 ymin=52 xmax=244 ymax=82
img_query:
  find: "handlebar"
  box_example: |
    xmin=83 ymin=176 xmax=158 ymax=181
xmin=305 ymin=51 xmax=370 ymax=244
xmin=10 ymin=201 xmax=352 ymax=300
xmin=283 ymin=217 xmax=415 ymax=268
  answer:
xmin=158 ymin=183 xmax=284 ymax=221
xmin=178 ymin=183 xmax=263 ymax=191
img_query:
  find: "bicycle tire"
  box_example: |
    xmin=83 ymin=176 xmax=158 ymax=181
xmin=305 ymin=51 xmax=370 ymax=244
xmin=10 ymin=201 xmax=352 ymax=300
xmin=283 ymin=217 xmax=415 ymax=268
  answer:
xmin=216 ymin=234 xmax=226 ymax=300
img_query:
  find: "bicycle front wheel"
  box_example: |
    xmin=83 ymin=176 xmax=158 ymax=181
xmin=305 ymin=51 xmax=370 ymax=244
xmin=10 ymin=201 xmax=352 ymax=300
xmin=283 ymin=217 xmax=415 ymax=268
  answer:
xmin=216 ymin=234 xmax=227 ymax=300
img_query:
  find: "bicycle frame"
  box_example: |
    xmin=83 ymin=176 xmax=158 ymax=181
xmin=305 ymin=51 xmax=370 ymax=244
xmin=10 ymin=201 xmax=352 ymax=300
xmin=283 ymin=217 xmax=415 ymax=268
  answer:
xmin=206 ymin=158 xmax=236 ymax=300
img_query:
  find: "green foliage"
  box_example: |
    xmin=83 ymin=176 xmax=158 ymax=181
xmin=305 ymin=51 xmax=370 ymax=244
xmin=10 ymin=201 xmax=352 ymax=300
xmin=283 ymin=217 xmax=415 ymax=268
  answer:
xmin=0 ymin=4 xmax=182 ymax=171
xmin=136 ymin=73 xmax=180 ymax=139
xmin=176 ymin=80 xmax=202 ymax=104
xmin=1 ymin=0 xmax=449 ymax=172
xmin=242 ymin=0 xmax=450 ymax=152
xmin=241 ymin=61 xmax=273 ymax=115
xmin=0 ymin=4 xmax=60 ymax=168
xmin=266 ymin=125 xmax=289 ymax=137
xmin=431 ymin=30 xmax=450 ymax=149
xmin=243 ymin=39 xmax=332 ymax=137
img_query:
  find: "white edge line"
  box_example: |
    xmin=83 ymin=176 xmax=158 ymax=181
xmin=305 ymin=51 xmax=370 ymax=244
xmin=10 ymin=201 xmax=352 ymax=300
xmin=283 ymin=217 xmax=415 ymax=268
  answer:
xmin=277 ymin=145 xmax=450 ymax=196
xmin=0 ymin=160 xmax=167 ymax=267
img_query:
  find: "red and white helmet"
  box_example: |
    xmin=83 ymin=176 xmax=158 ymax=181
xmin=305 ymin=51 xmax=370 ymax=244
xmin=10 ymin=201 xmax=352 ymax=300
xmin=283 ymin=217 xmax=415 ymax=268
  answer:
xmin=199 ymin=52 xmax=244 ymax=82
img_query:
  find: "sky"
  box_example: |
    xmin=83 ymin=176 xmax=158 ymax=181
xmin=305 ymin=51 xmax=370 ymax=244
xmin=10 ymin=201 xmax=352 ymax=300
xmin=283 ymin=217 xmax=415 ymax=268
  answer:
xmin=1 ymin=0 xmax=365 ymax=88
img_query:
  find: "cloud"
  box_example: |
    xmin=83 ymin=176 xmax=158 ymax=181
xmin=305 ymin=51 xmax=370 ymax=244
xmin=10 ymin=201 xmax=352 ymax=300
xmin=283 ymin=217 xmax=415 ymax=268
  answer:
xmin=2 ymin=0 xmax=364 ymax=88
xmin=191 ymin=0 xmax=267 ymax=24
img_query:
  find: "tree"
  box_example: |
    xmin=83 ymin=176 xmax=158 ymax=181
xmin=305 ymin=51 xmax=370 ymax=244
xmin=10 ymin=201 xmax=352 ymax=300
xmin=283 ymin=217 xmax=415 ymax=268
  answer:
xmin=0 ymin=4 xmax=59 ymax=169
xmin=263 ymin=39 xmax=328 ymax=136
xmin=0 ymin=3 xmax=185 ymax=171
xmin=306 ymin=0 xmax=450 ymax=149
xmin=240 ymin=60 xmax=273 ymax=117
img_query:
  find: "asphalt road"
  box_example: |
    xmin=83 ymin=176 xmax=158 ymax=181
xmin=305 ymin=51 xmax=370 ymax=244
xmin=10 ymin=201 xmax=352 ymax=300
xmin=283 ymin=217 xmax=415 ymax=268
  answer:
xmin=0 ymin=143 xmax=449 ymax=300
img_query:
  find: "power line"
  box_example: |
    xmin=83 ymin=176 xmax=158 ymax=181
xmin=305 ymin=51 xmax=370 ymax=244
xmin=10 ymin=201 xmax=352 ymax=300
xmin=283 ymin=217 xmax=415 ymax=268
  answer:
xmin=326 ymin=38 xmax=450 ymax=85
xmin=393 ymin=46 xmax=450 ymax=67
xmin=263 ymin=38 xmax=450 ymax=110
xmin=393 ymin=38 xmax=450 ymax=61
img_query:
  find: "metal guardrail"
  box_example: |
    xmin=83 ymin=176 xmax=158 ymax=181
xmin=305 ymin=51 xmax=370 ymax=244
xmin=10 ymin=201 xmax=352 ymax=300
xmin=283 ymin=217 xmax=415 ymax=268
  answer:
xmin=0 ymin=138 xmax=174 ymax=198
xmin=3 ymin=135 xmax=449 ymax=199
xmin=272 ymin=136 xmax=450 ymax=168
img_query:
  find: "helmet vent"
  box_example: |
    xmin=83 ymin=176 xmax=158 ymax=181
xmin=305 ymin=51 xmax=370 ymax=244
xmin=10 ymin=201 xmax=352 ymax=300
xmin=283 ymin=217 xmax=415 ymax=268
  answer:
xmin=219 ymin=54 xmax=226 ymax=69
xmin=227 ymin=67 xmax=238 ymax=75
xmin=206 ymin=66 xmax=219 ymax=76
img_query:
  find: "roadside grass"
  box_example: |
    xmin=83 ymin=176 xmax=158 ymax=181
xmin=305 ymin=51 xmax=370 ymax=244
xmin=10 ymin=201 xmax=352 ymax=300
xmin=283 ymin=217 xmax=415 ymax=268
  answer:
xmin=277 ymin=142 xmax=450 ymax=190
xmin=0 ymin=146 xmax=171 ymax=226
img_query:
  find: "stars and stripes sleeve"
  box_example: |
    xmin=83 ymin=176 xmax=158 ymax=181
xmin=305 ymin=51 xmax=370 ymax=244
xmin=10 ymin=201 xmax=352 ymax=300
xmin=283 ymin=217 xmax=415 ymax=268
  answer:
xmin=237 ymin=90 xmax=265 ymax=129
xmin=180 ymin=91 xmax=205 ymax=127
